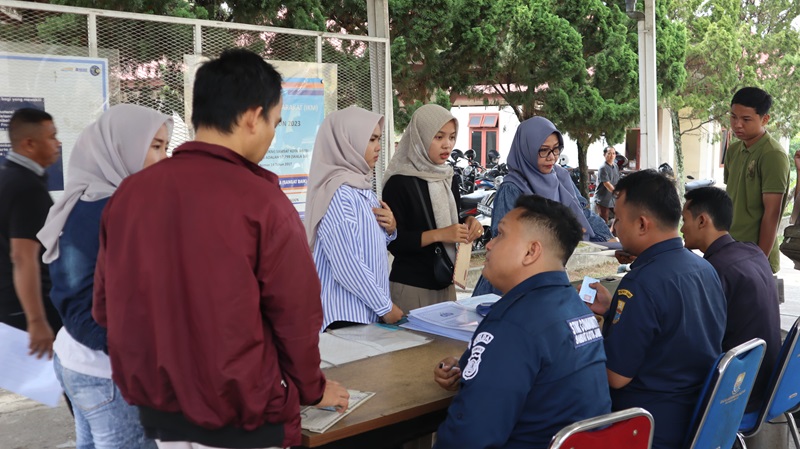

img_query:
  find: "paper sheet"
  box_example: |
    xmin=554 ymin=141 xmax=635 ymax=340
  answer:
xmin=301 ymin=390 xmax=375 ymax=433
xmin=328 ymin=324 xmax=430 ymax=353
xmin=318 ymin=324 xmax=432 ymax=368
xmin=0 ymin=323 xmax=63 ymax=407
xmin=318 ymin=333 xmax=383 ymax=367
xmin=452 ymin=242 xmax=472 ymax=289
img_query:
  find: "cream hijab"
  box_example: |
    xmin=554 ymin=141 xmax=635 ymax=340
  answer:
xmin=305 ymin=106 xmax=384 ymax=247
xmin=384 ymin=104 xmax=459 ymax=260
xmin=38 ymin=104 xmax=173 ymax=263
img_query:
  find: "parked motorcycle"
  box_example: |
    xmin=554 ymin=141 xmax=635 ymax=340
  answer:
xmin=658 ymin=163 xmax=716 ymax=191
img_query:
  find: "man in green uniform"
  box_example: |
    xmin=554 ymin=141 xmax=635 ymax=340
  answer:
xmin=724 ymin=87 xmax=790 ymax=273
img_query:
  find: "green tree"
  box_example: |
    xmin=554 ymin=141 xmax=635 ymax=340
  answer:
xmin=667 ymin=0 xmax=800 ymax=185
xmin=546 ymin=0 xmax=641 ymax=197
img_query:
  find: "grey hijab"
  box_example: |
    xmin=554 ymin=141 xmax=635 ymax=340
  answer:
xmin=384 ymin=104 xmax=459 ymax=260
xmin=305 ymin=106 xmax=384 ymax=248
xmin=38 ymin=104 xmax=173 ymax=263
xmin=503 ymin=116 xmax=594 ymax=239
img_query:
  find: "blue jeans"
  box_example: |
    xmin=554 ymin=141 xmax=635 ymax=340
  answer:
xmin=54 ymin=355 xmax=156 ymax=449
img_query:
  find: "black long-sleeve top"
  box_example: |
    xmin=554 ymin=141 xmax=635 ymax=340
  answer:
xmin=381 ymin=174 xmax=462 ymax=290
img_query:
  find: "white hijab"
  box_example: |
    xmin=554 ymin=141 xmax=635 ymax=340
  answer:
xmin=38 ymin=104 xmax=172 ymax=263
xmin=305 ymin=106 xmax=384 ymax=248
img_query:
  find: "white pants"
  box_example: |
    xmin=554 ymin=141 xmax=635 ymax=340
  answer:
xmin=156 ymin=441 xmax=282 ymax=449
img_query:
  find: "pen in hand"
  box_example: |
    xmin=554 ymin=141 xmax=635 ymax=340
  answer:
xmin=439 ymin=362 xmax=460 ymax=372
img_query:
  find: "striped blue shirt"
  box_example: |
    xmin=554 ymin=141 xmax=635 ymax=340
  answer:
xmin=313 ymin=185 xmax=396 ymax=331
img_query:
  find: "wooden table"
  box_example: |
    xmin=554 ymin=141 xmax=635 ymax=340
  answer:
xmin=301 ymin=333 xmax=468 ymax=448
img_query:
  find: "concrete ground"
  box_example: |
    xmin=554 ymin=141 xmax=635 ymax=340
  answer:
xmin=2 ymin=253 xmax=800 ymax=449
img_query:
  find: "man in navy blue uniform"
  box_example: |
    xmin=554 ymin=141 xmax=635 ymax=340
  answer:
xmin=681 ymin=187 xmax=780 ymax=423
xmin=590 ymin=170 xmax=726 ymax=449
xmin=433 ymin=195 xmax=611 ymax=449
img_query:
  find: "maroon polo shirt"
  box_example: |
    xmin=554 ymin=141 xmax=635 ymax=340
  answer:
xmin=93 ymin=142 xmax=326 ymax=447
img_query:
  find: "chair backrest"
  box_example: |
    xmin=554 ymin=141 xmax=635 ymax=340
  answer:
xmin=741 ymin=317 xmax=800 ymax=436
xmin=765 ymin=317 xmax=800 ymax=421
xmin=549 ymin=407 xmax=654 ymax=449
xmin=685 ymin=338 xmax=766 ymax=449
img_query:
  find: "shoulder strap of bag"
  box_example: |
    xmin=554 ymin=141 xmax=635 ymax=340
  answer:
xmin=411 ymin=178 xmax=436 ymax=230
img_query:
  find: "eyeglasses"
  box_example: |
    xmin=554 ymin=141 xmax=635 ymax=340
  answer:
xmin=538 ymin=146 xmax=563 ymax=159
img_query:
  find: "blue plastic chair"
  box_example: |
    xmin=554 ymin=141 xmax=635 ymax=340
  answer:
xmin=737 ymin=317 xmax=800 ymax=448
xmin=684 ymin=338 xmax=766 ymax=449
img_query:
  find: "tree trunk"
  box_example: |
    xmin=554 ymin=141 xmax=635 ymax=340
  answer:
xmin=576 ymin=138 xmax=589 ymax=199
xmin=670 ymin=109 xmax=685 ymax=196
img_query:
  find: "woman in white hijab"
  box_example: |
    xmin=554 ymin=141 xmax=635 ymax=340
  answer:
xmin=305 ymin=106 xmax=403 ymax=331
xmin=37 ymin=104 xmax=172 ymax=449
xmin=383 ymin=104 xmax=482 ymax=311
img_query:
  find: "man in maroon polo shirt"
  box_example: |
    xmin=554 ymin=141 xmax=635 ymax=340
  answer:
xmin=93 ymin=49 xmax=349 ymax=449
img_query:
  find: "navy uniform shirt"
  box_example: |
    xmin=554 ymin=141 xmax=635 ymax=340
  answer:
xmin=435 ymin=271 xmax=611 ymax=449
xmin=604 ymin=238 xmax=726 ymax=449
xmin=704 ymin=234 xmax=781 ymax=412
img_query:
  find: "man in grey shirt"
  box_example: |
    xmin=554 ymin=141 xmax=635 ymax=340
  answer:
xmin=595 ymin=146 xmax=620 ymax=226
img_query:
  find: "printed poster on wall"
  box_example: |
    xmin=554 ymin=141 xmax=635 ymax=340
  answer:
xmin=184 ymin=55 xmax=337 ymax=218
xmin=0 ymin=52 xmax=109 ymax=192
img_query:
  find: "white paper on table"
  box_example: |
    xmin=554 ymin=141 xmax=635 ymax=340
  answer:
xmin=0 ymin=323 xmax=63 ymax=407
xmin=318 ymin=333 xmax=383 ymax=367
xmin=301 ymin=390 xmax=375 ymax=433
xmin=328 ymin=324 xmax=430 ymax=353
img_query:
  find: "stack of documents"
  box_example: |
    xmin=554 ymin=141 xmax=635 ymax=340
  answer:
xmin=401 ymin=301 xmax=486 ymax=342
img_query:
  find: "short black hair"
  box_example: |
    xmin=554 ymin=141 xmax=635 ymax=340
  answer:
xmin=8 ymin=108 xmax=53 ymax=146
xmin=514 ymin=194 xmax=583 ymax=265
xmin=603 ymin=146 xmax=615 ymax=155
xmin=192 ymin=48 xmax=283 ymax=133
xmin=615 ymin=169 xmax=681 ymax=229
xmin=731 ymin=87 xmax=772 ymax=116
xmin=684 ymin=187 xmax=733 ymax=232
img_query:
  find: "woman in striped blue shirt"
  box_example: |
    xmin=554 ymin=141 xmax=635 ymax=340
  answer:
xmin=305 ymin=106 xmax=404 ymax=331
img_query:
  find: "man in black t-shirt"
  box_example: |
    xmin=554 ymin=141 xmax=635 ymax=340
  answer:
xmin=0 ymin=108 xmax=62 ymax=358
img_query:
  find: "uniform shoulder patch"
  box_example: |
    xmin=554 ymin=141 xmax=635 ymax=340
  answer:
xmin=462 ymin=345 xmax=485 ymax=380
xmin=617 ymin=289 xmax=634 ymax=299
xmin=567 ymin=314 xmax=603 ymax=347
xmin=612 ymin=299 xmax=626 ymax=324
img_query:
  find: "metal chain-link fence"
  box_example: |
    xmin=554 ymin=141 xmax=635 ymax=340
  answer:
xmin=0 ymin=0 xmax=391 ymax=189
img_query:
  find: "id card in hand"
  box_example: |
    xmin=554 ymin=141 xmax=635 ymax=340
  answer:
xmin=579 ymin=276 xmax=599 ymax=304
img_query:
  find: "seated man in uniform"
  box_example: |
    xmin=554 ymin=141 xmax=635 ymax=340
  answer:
xmin=433 ymin=195 xmax=611 ymax=449
xmin=681 ymin=186 xmax=780 ymax=414
xmin=590 ymin=169 xmax=726 ymax=449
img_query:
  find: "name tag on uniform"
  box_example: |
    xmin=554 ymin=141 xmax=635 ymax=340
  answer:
xmin=567 ymin=314 xmax=603 ymax=348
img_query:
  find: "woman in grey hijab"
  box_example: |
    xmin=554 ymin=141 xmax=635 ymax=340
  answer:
xmin=305 ymin=106 xmax=403 ymax=331
xmin=472 ymin=116 xmax=613 ymax=296
xmin=37 ymin=104 xmax=172 ymax=449
xmin=383 ymin=104 xmax=482 ymax=311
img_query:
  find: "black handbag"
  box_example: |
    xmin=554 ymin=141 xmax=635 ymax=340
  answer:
xmin=411 ymin=179 xmax=455 ymax=288
xmin=780 ymin=224 xmax=800 ymax=269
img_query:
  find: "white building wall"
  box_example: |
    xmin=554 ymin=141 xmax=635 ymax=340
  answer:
xmin=449 ymin=105 xmax=610 ymax=171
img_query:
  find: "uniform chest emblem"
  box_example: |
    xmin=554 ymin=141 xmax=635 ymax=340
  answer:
xmin=747 ymin=160 xmax=756 ymax=178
